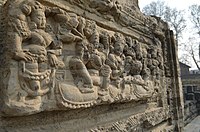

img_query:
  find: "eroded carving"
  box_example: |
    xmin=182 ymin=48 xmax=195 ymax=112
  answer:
xmin=90 ymin=107 xmax=169 ymax=131
xmin=2 ymin=0 xmax=166 ymax=116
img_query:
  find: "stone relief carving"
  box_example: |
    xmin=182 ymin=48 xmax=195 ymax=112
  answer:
xmin=89 ymin=107 xmax=169 ymax=132
xmin=2 ymin=0 xmax=166 ymax=116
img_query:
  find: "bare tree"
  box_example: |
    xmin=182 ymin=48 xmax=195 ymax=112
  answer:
xmin=142 ymin=0 xmax=166 ymax=17
xmin=189 ymin=4 xmax=200 ymax=36
xmin=142 ymin=0 xmax=186 ymax=45
xmin=182 ymin=37 xmax=200 ymax=70
xmin=187 ymin=5 xmax=200 ymax=69
xmin=179 ymin=53 xmax=191 ymax=66
xmin=143 ymin=2 xmax=200 ymax=69
xmin=164 ymin=7 xmax=186 ymax=44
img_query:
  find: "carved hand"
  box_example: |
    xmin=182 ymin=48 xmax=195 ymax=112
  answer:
xmin=48 ymin=54 xmax=65 ymax=68
xmin=28 ymin=45 xmax=47 ymax=56
xmin=83 ymin=51 xmax=90 ymax=61
xmin=14 ymin=51 xmax=34 ymax=62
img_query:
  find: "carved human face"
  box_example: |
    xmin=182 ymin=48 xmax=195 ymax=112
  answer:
xmin=84 ymin=21 xmax=96 ymax=37
xmin=114 ymin=44 xmax=123 ymax=56
xmin=125 ymin=36 xmax=132 ymax=47
xmin=124 ymin=56 xmax=132 ymax=72
xmin=78 ymin=17 xmax=86 ymax=28
xmin=151 ymin=49 xmax=157 ymax=58
xmin=68 ymin=14 xmax=79 ymax=28
xmin=84 ymin=27 xmax=92 ymax=38
xmin=31 ymin=11 xmax=46 ymax=29
xmin=69 ymin=18 xmax=79 ymax=28
xmin=142 ymin=48 xmax=147 ymax=58
xmin=75 ymin=41 xmax=85 ymax=57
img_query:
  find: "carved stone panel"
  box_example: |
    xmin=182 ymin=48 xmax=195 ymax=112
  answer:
xmin=0 ymin=0 xmax=183 ymax=131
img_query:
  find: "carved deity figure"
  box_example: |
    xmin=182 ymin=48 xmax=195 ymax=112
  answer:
xmin=83 ymin=21 xmax=111 ymax=90
xmin=106 ymin=32 xmax=125 ymax=88
xmin=124 ymin=36 xmax=136 ymax=58
xmin=1 ymin=0 xmax=166 ymax=116
xmin=8 ymin=1 xmax=65 ymax=102
xmin=56 ymin=13 xmax=83 ymax=44
xmin=89 ymin=0 xmax=114 ymax=13
xmin=55 ymin=13 xmax=93 ymax=93
xmin=84 ymin=20 xmax=101 ymax=71
xmin=123 ymin=41 xmax=153 ymax=99
xmin=69 ymin=40 xmax=94 ymax=93
xmin=147 ymin=48 xmax=160 ymax=77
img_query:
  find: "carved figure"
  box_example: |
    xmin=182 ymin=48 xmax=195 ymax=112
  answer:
xmin=77 ymin=17 xmax=86 ymax=36
xmin=1 ymin=0 xmax=168 ymax=117
xmin=124 ymin=36 xmax=136 ymax=58
xmin=134 ymin=40 xmax=143 ymax=60
xmin=20 ymin=1 xmax=67 ymax=100
xmin=148 ymin=48 xmax=159 ymax=76
xmin=56 ymin=13 xmax=83 ymax=44
xmin=69 ymin=40 xmax=94 ymax=93
xmin=106 ymin=32 xmax=125 ymax=85
xmin=89 ymin=0 xmax=114 ymax=13
xmin=57 ymin=17 xmax=99 ymax=107
xmin=83 ymin=21 xmax=111 ymax=90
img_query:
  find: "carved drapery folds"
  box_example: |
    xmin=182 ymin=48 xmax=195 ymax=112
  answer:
xmin=1 ymin=0 xmax=168 ymax=117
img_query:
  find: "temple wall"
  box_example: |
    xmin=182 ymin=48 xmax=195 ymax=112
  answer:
xmin=0 ymin=0 xmax=184 ymax=131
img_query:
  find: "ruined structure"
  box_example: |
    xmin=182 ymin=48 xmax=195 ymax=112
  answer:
xmin=0 ymin=0 xmax=184 ymax=131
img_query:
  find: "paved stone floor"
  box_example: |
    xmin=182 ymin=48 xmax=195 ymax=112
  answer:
xmin=184 ymin=116 xmax=200 ymax=132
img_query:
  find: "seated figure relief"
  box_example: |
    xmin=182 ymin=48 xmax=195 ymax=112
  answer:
xmin=2 ymin=0 xmax=164 ymax=116
xmin=3 ymin=0 xmax=67 ymax=115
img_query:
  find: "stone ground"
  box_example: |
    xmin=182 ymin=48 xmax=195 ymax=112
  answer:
xmin=184 ymin=116 xmax=200 ymax=132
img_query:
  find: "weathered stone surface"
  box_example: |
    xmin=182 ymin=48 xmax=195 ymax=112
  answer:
xmin=0 ymin=0 xmax=184 ymax=131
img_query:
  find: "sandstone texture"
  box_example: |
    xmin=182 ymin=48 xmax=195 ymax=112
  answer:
xmin=0 ymin=0 xmax=184 ymax=131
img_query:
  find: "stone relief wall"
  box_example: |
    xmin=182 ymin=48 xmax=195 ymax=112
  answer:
xmin=0 ymin=0 xmax=184 ymax=131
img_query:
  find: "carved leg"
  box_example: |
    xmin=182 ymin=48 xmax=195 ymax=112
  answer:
xmin=69 ymin=57 xmax=94 ymax=93
xmin=101 ymin=65 xmax=111 ymax=90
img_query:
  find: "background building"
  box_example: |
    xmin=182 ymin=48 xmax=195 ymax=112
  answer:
xmin=180 ymin=62 xmax=200 ymax=125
